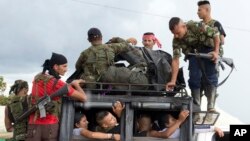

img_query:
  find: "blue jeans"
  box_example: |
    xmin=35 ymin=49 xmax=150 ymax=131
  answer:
xmin=188 ymin=48 xmax=218 ymax=90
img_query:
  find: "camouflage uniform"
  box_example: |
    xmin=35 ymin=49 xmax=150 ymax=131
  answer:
xmin=201 ymin=19 xmax=226 ymax=56
xmin=200 ymin=19 xmax=226 ymax=110
xmin=172 ymin=20 xmax=220 ymax=111
xmin=7 ymin=95 xmax=29 ymax=141
xmin=75 ymin=37 xmax=148 ymax=89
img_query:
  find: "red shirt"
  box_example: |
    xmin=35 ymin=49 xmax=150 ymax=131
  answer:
xmin=29 ymin=74 xmax=74 ymax=124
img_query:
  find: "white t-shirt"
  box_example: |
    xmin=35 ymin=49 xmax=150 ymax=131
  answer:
xmin=160 ymin=128 xmax=180 ymax=138
xmin=73 ymin=128 xmax=83 ymax=136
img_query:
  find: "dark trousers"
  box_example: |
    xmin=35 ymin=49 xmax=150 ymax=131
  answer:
xmin=188 ymin=48 xmax=218 ymax=89
xmin=25 ymin=124 xmax=59 ymax=141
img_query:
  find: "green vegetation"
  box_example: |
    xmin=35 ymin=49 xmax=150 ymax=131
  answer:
xmin=0 ymin=76 xmax=7 ymax=95
xmin=0 ymin=95 xmax=9 ymax=105
xmin=0 ymin=76 xmax=8 ymax=105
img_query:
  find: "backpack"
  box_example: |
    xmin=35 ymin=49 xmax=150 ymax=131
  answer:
xmin=32 ymin=73 xmax=61 ymax=121
xmin=81 ymin=45 xmax=115 ymax=84
xmin=7 ymin=95 xmax=30 ymax=140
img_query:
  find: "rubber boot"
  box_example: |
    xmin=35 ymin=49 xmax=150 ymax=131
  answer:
xmin=191 ymin=89 xmax=201 ymax=123
xmin=191 ymin=89 xmax=201 ymax=112
xmin=205 ymin=85 xmax=217 ymax=112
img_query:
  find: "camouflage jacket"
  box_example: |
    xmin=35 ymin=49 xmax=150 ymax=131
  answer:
xmin=7 ymin=95 xmax=29 ymax=140
xmin=172 ymin=20 xmax=220 ymax=58
xmin=201 ymin=19 xmax=226 ymax=56
xmin=75 ymin=37 xmax=136 ymax=81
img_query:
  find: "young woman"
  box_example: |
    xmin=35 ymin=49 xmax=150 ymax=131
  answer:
xmin=73 ymin=113 xmax=120 ymax=141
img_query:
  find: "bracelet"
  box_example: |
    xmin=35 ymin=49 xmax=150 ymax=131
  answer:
xmin=111 ymin=133 xmax=115 ymax=140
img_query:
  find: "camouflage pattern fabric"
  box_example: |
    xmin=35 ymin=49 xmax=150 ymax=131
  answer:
xmin=76 ymin=38 xmax=129 ymax=77
xmin=172 ymin=20 xmax=220 ymax=58
xmin=75 ymin=37 xmax=148 ymax=89
xmin=33 ymin=74 xmax=61 ymax=120
xmin=7 ymin=95 xmax=29 ymax=141
xmin=201 ymin=19 xmax=225 ymax=56
xmin=101 ymin=66 xmax=148 ymax=90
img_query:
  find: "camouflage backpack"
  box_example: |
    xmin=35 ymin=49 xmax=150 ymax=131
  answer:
xmin=32 ymin=73 xmax=62 ymax=121
xmin=7 ymin=95 xmax=30 ymax=141
xmin=81 ymin=45 xmax=115 ymax=88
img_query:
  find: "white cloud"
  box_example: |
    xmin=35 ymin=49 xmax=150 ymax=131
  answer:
xmin=0 ymin=0 xmax=250 ymax=123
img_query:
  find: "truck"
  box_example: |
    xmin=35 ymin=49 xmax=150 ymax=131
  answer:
xmin=58 ymin=82 xmax=229 ymax=141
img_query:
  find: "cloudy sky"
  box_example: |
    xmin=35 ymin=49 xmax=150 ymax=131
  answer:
xmin=1 ymin=0 xmax=250 ymax=123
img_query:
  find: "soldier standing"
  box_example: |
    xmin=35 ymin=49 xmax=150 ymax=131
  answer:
xmin=197 ymin=0 xmax=226 ymax=53
xmin=5 ymin=80 xmax=29 ymax=141
xmin=25 ymin=52 xmax=87 ymax=141
xmin=197 ymin=0 xmax=227 ymax=111
xmin=166 ymin=17 xmax=220 ymax=112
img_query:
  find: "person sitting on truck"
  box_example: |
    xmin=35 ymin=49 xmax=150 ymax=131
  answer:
xmin=73 ymin=113 xmax=120 ymax=140
xmin=136 ymin=110 xmax=223 ymax=138
xmin=157 ymin=111 xmax=224 ymax=138
xmin=134 ymin=114 xmax=153 ymax=136
xmin=134 ymin=110 xmax=189 ymax=138
xmin=75 ymin=27 xmax=148 ymax=90
xmin=95 ymin=101 xmax=124 ymax=133
xmin=142 ymin=32 xmax=162 ymax=50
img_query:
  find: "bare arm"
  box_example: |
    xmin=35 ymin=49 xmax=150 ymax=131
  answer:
xmin=211 ymin=35 xmax=220 ymax=63
xmin=220 ymin=35 xmax=225 ymax=45
xmin=70 ymin=79 xmax=87 ymax=102
xmin=4 ymin=107 xmax=13 ymax=132
xmin=81 ymin=129 xmax=120 ymax=140
xmin=194 ymin=126 xmax=224 ymax=138
xmin=149 ymin=110 xmax=189 ymax=139
xmin=166 ymin=57 xmax=179 ymax=91
xmin=214 ymin=127 xmax=224 ymax=137
xmin=149 ymin=120 xmax=183 ymax=138
xmin=112 ymin=101 xmax=125 ymax=118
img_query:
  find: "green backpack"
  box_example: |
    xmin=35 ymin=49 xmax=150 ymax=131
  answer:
xmin=7 ymin=95 xmax=29 ymax=141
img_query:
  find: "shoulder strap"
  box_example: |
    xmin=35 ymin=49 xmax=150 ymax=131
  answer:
xmin=7 ymin=104 xmax=15 ymax=123
xmin=34 ymin=73 xmax=54 ymax=98
xmin=194 ymin=54 xmax=234 ymax=87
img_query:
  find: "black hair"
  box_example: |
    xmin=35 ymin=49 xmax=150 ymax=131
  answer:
xmin=9 ymin=80 xmax=28 ymax=95
xmin=42 ymin=52 xmax=67 ymax=79
xmin=158 ymin=112 xmax=179 ymax=128
xmin=197 ymin=0 xmax=210 ymax=6
xmin=96 ymin=111 xmax=109 ymax=125
xmin=137 ymin=114 xmax=151 ymax=121
xmin=74 ymin=113 xmax=86 ymax=128
xmin=169 ymin=17 xmax=181 ymax=31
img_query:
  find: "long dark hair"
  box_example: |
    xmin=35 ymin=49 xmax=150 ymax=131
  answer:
xmin=42 ymin=59 xmax=60 ymax=79
xmin=9 ymin=80 xmax=28 ymax=95
xmin=42 ymin=53 xmax=68 ymax=79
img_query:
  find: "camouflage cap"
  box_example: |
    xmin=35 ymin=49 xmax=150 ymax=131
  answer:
xmin=88 ymin=27 xmax=102 ymax=41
